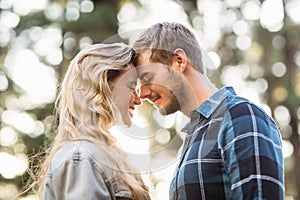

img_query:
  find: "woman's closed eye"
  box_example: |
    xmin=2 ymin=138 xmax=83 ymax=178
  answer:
xmin=128 ymin=83 xmax=137 ymax=91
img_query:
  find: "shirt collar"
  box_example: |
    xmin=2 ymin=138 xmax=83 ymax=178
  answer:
xmin=194 ymin=86 xmax=236 ymax=119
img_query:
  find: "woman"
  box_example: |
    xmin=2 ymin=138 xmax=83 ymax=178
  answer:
xmin=34 ymin=43 xmax=150 ymax=199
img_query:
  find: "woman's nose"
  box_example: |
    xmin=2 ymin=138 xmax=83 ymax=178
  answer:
xmin=133 ymin=91 xmax=141 ymax=105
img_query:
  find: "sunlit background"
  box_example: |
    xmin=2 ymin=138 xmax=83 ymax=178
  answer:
xmin=1 ymin=0 xmax=300 ymax=199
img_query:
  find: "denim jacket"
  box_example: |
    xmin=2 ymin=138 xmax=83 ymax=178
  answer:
xmin=43 ymin=140 xmax=135 ymax=200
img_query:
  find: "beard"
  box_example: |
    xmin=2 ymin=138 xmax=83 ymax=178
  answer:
xmin=158 ymin=91 xmax=181 ymax=115
xmin=158 ymin=72 xmax=186 ymax=115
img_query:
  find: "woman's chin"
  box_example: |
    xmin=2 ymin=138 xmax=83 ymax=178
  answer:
xmin=121 ymin=110 xmax=134 ymax=127
xmin=123 ymin=117 xmax=132 ymax=127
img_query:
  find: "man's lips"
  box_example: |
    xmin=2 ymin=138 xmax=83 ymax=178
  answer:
xmin=149 ymin=96 xmax=161 ymax=105
xmin=153 ymin=99 xmax=160 ymax=105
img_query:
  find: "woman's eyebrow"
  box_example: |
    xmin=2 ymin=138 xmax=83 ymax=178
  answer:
xmin=128 ymin=80 xmax=137 ymax=85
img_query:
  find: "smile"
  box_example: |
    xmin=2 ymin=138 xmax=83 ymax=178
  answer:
xmin=128 ymin=106 xmax=135 ymax=115
xmin=149 ymin=95 xmax=161 ymax=105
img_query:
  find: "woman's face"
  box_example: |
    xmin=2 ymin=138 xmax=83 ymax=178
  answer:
xmin=112 ymin=64 xmax=141 ymax=127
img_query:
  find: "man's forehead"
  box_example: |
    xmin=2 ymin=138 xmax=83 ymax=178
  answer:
xmin=136 ymin=49 xmax=151 ymax=66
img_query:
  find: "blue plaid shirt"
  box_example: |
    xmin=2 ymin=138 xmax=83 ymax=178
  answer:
xmin=169 ymin=86 xmax=284 ymax=200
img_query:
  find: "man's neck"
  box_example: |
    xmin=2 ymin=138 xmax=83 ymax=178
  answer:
xmin=181 ymin=68 xmax=217 ymax=117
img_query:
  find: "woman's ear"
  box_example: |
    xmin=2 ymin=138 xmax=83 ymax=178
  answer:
xmin=173 ymin=48 xmax=188 ymax=73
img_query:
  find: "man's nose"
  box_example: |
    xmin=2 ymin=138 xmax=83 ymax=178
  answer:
xmin=139 ymin=85 xmax=151 ymax=99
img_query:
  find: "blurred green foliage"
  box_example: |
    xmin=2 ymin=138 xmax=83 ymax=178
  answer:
xmin=0 ymin=0 xmax=300 ymax=199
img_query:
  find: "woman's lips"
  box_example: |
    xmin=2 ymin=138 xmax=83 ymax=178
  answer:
xmin=129 ymin=106 xmax=134 ymax=116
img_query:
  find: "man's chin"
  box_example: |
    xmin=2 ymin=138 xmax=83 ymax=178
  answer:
xmin=158 ymin=110 xmax=167 ymax=116
xmin=154 ymin=105 xmax=166 ymax=115
xmin=158 ymin=106 xmax=176 ymax=116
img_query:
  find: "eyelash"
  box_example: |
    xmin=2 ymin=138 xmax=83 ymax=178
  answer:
xmin=143 ymin=76 xmax=152 ymax=84
xmin=129 ymin=85 xmax=136 ymax=91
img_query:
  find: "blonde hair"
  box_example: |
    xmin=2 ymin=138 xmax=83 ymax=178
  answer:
xmin=29 ymin=43 xmax=149 ymax=199
xmin=133 ymin=22 xmax=204 ymax=73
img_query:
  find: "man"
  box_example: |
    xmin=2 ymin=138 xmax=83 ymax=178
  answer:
xmin=133 ymin=22 xmax=284 ymax=199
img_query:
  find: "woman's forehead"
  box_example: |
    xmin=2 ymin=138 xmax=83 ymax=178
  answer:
xmin=115 ymin=66 xmax=138 ymax=84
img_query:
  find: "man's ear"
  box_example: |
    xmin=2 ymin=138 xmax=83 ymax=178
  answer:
xmin=173 ymin=48 xmax=188 ymax=73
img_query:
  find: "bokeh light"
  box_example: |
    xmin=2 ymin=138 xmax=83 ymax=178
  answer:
xmin=4 ymin=49 xmax=58 ymax=105
xmin=0 ymin=11 xmax=20 ymax=28
xmin=273 ymin=87 xmax=288 ymax=102
xmin=0 ymin=127 xmax=18 ymax=146
xmin=236 ymin=35 xmax=252 ymax=50
xmin=155 ymin=129 xmax=171 ymax=145
xmin=206 ymin=51 xmax=221 ymax=69
xmin=260 ymin=0 xmax=284 ymax=32
xmin=282 ymin=139 xmax=294 ymax=158
xmin=285 ymin=0 xmax=300 ymax=24
xmin=0 ymin=183 xmax=18 ymax=200
xmin=241 ymin=0 xmax=260 ymax=21
xmin=0 ymin=152 xmax=28 ymax=179
xmin=233 ymin=20 xmax=249 ymax=36
xmin=274 ymin=105 xmax=291 ymax=126
xmin=272 ymin=35 xmax=286 ymax=49
xmin=293 ymin=51 xmax=300 ymax=67
xmin=271 ymin=62 xmax=287 ymax=77
xmin=44 ymin=2 xmax=63 ymax=21
xmin=0 ymin=71 xmax=9 ymax=91
xmin=0 ymin=0 xmax=300 ymax=198
xmin=254 ymin=78 xmax=268 ymax=93
xmin=80 ymin=0 xmax=94 ymax=13
xmin=66 ymin=1 xmax=80 ymax=21
xmin=1 ymin=110 xmax=44 ymax=138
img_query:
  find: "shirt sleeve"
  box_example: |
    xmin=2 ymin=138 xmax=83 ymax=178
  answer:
xmin=44 ymin=157 xmax=113 ymax=200
xmin=221 ymin=102 xmax=284 ymax=199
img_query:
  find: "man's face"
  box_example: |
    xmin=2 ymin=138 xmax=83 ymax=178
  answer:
xmin=136 ymin=50 xmax=184 ymax=115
